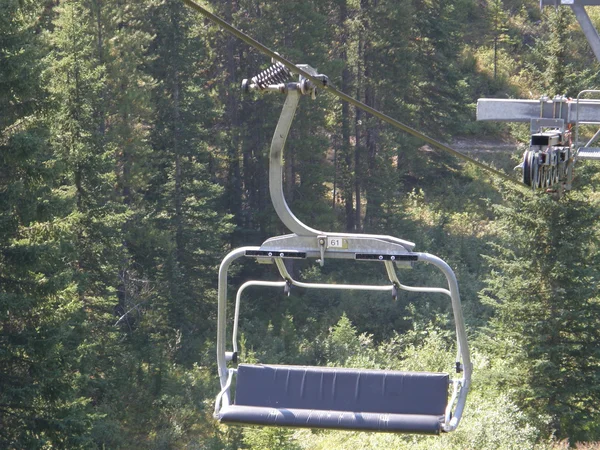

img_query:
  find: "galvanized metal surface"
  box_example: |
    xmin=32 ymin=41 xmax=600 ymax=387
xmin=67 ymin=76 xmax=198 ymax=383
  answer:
xmin=477 ymin=98 xmax=600 ymax=124
xmin=577 ymin=147 xmax=600 ymax=159
xmin=540 ymin=0 xmax=600 ymax=6
xmin=216 ymin=246 xmax=260 ymax=408
xmin=268 ymin=88 xmax=321 ymax=236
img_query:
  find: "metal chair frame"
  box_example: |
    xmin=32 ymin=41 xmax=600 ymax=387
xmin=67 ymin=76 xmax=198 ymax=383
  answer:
xmin=214 ymin=74 xmax=472 ymax=433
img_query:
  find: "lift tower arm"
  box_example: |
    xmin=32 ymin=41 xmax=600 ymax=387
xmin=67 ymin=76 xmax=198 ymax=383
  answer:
xmin=540 ymin=0 xmax=600 ymax=63
xmin=476 ymin=1 xmax=600 ymax=193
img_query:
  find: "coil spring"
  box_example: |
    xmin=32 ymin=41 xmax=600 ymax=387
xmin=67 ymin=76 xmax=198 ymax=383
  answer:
xmin=251 ymin=62 xmax=292 ymax=89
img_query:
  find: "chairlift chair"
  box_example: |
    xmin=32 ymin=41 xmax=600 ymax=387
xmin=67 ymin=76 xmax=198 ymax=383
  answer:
xmin=214 ymin=63 xmax=472 ymax=434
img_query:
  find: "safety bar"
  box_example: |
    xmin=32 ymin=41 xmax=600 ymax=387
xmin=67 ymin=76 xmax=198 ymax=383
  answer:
xmin=230 ymin=258 xmax=465 ymax=358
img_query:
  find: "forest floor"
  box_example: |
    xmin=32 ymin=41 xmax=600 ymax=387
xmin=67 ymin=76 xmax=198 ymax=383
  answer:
xmin=450 ymin=136 xmax=521 ymax=171
xmin=451 ymin=136 xmax=521 ymax=154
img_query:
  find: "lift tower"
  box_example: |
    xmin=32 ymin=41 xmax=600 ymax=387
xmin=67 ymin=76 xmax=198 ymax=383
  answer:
xmin=477 ymin=1 xmax=600 ymax=194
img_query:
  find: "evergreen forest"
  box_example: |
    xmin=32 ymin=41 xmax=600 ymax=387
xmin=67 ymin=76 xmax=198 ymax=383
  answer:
xmin=4 ymin=0 xmax=600 ymax=448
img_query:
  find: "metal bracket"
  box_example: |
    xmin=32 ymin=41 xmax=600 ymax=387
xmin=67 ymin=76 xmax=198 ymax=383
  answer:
xmin=284 ymin=279 xmax=292 ymax=296
xmin=317 ymin=235 xmax=326 ymax=266
xmin=531 ymin=118 xmax=565 ymax=133
xmin=242 ymin=63 xmax=328 ymax=98
xmin=296 ymin=64 xmax=329 ymax=100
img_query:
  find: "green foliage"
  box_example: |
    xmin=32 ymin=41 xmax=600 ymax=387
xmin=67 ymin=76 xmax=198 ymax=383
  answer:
xmin=482 ymin=188 xmax=600 ymax=442
xmin=324 ymin=313 xmax=364 ymax=365
xmin=5 ymin=0 xmax=600 ymax=447
xmin=525 ymin=7 xmax=600 ymax=97
xmin=243 ymin=427 xmax=302 ymax=450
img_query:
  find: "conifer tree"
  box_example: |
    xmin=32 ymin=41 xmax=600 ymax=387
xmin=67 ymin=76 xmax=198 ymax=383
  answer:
xmin=528 ymin=6 xmax=596 ymax=97
xmin=357 ymin=0 xmax=414 ymax=231
xmin=482 ymin=189 xmax=600 ymax=441
xmin=1 ymin=1 xmax=100 ymax=446
xmin=488 ymin=0 xmax=510 ymax=82
xmin=145 ymin=0 xmax=232 ymax=362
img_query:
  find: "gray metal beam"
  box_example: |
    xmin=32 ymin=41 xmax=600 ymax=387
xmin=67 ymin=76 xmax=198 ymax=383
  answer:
xmin=477 ymin=98 xmax=600 ymax=123
xmin=541 ymin=0 xmax=600 ymax=6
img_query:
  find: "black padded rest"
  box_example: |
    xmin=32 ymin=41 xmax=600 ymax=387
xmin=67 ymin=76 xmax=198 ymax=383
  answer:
xmin=218 ymin=364 xmax=449 ymax=434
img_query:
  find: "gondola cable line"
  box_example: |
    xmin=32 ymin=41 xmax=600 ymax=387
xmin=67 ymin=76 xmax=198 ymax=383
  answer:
xmin=181 ymin=0 xmax=531 ymax=195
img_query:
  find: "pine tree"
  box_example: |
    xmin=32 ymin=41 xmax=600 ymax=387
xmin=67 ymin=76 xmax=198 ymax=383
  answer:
xmin=356 ymin=0 xmax=415 ymax=231
xmin=482 ymin=188 xmax=600 ymax=441
xmin=541 ymin=7 xmax=570 ymax=95
xmin=488 ymin=0 xmax=510 ymax=82
xmin=0 ymin=1 xmax=101 ymax=446
xmin=336 ymin=0 xmax=357 ymax=231
xmin=528 ymin=6 xmax=598 ymax=97
xmin=145 ymin=0 xmax=233 ymax=362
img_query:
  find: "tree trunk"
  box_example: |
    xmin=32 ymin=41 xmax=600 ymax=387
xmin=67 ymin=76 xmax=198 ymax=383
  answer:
xmin=339 ymin=0 xmax=355 ymax=232
xmin=224 ymin=0 xmax=242 ymax=236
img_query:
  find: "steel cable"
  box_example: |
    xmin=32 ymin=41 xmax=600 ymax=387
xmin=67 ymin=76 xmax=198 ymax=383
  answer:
xmin=181 ymin=0 xmax=530 ymax=194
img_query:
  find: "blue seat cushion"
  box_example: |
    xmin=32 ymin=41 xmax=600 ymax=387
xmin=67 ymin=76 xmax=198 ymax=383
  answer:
xmin=218 ymin=364 xmax=449 ymax=434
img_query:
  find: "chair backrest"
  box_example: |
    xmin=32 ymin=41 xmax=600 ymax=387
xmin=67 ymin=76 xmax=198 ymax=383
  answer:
xmin=234 ymin=364 xmax=448 ymax=416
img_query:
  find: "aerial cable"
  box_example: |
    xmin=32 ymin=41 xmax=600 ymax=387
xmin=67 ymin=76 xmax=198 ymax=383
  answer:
xmin=181 ymin=0 xmax=529 ymax=193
